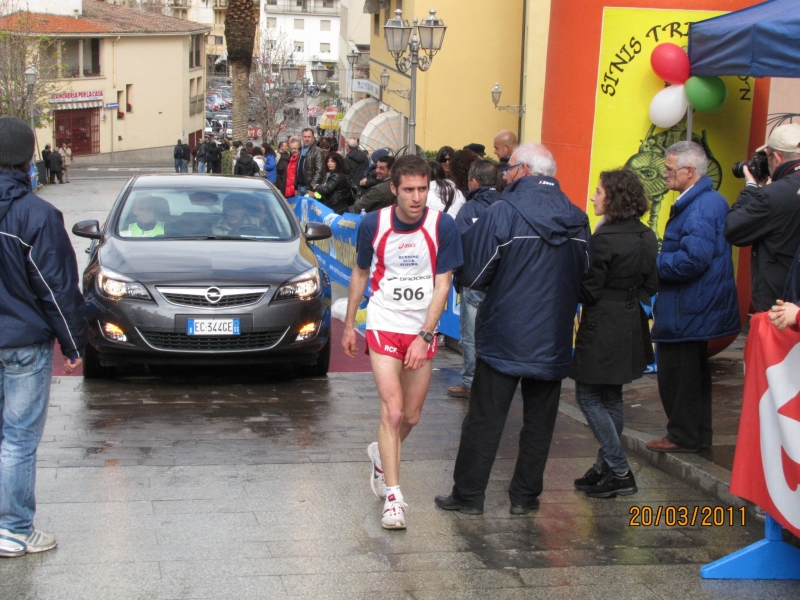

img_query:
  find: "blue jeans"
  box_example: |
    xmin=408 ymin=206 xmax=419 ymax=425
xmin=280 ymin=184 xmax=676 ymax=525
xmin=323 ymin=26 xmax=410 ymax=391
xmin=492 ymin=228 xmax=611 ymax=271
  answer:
xmin=459 ymin=288 xmax=485 ymax=388
xmin=180 ymin=159 xmax=189 ymax=173
xmin=174 ymin=158 xmax=182 ymax=173
xmin=0 ymin=342 xmax=54 ymax=533
xmin=575 ymin=382 xmax=630 ymax=475
xmin=197 ymin=161 xmax=207 ymax=173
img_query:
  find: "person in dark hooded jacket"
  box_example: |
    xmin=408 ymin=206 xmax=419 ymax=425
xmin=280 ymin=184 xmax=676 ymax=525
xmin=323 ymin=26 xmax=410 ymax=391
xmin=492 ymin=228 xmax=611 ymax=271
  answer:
xmin=0 ymin=117 xmax=86 ymax=556
xmin=233 ymin=149 xmax=259 ymax=177
xmin=345 ymin=139 xmax=369 ymax=185
xmin=446 ymin=160 xmax=501 ymax=400
xmin=435 ymin=143 xmax=590 ymax=516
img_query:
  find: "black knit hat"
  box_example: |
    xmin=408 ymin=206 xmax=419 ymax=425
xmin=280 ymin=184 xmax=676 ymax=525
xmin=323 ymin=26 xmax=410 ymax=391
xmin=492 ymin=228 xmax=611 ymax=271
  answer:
xmin=0 ymin=116 xmax=35 ymax=166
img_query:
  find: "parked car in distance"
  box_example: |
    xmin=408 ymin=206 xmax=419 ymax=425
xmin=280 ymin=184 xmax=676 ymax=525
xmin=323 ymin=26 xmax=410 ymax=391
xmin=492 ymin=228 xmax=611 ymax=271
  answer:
xmin=72 ymin=174 xmax=333 ymax=379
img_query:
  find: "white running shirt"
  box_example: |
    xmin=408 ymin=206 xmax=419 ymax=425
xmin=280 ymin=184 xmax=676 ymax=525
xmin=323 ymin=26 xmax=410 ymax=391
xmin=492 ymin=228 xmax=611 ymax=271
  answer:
xmin=366 ymin=206 xmax=441 ymax=334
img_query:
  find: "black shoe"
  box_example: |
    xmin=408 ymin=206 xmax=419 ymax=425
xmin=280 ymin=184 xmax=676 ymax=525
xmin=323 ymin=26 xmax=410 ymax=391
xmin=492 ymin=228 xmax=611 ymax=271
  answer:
xmin=574 ymin=465 xmax=606 ymax=491
xmin=434 ymin=494 xmax=483 ymax=515
xmin=585 ymin=470 xmax=637 ymax=498
xmin=509 ymin=498 xmax=540 ymax=515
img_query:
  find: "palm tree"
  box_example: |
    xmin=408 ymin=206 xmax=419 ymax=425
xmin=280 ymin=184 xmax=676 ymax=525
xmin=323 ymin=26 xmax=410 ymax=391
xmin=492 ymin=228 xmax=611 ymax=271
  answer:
xmin=224 ymin=0 xmax=257 ymax=143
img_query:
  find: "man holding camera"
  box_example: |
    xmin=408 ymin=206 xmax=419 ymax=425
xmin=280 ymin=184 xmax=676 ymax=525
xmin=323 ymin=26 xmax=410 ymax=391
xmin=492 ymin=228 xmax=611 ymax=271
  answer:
xmin=725 ymin=123 xmax=800 ymax=312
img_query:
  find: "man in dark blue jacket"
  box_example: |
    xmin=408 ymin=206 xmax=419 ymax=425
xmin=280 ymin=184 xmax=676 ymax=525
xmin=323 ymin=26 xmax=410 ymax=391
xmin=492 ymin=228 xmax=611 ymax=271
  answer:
xmin=647 ymin=141 xmax=740 ymax=454
xmin=0 ymin=117 xmax=87 ymax=558
xmin=446 ymin=160 xmax=501 ymax=399
xmin=435 ymin=143 xmax=590 ymax=515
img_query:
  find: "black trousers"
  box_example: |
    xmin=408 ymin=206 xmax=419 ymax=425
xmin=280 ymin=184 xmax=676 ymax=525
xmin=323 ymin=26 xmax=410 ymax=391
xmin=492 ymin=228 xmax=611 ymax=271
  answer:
xmin=452 ymin=359 xmax=562 ymax=509
xmin=656 ymin=341 xmax=712 ymax=449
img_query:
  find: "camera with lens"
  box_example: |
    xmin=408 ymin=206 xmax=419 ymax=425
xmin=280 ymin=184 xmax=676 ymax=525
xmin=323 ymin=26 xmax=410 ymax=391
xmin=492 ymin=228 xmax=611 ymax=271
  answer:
xmin=732 ymin=151 xmax=770 ymax=180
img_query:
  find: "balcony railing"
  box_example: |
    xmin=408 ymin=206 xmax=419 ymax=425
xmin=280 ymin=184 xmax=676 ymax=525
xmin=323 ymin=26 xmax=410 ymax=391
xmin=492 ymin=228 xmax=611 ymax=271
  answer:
xmin=214 ymin=0 xmax=228 ymax=9
xmin=169 ymin=0 xmax=189 ymax=6
xmin=264 ymin=0 xmax=339 ymax=15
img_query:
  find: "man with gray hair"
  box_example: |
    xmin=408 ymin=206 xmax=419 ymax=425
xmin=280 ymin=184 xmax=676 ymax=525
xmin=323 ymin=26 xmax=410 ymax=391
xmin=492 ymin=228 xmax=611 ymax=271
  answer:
xmin=435 ymin=143 xmax=590 ymax=515
xmin=725 ymin=123 xmax=800 ymax=312
xmin=647 ymin=141 xmax=739 ymax=454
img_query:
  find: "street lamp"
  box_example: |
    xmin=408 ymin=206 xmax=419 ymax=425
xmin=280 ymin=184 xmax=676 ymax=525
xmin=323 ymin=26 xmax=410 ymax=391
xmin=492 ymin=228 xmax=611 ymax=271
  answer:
xmin=346 ymin=50 xmax=359 ymax=104
xmin=491 ymin=83 xmax=525 ymax=118
xmin=25 ymin=64 xmax=37 ymax=132
xmin=281 ymin=58 xmax=312 ymax=128
xmin=383 ymin=8 xmax=447 ymax=152
xmin=379 ymin=69 xmax=410 ymax=100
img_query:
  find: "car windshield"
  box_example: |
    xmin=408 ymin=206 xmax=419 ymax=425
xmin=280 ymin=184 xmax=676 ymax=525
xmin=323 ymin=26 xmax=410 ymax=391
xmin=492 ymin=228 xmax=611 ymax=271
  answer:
xmin=116 ymin=187 xmax=296 ymax=241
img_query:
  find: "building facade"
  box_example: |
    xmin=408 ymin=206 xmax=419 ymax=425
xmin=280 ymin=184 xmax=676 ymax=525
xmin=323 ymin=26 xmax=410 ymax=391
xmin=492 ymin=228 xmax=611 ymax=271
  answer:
xmin=2 ymin=0 xmax=211 ymax=162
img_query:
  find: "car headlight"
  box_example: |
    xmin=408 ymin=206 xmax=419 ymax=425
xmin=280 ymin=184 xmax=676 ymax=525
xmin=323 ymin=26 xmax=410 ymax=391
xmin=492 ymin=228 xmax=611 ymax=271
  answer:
xmin=275 ymin=268 xmax=320 ymax=301
xmin=96 ymin=269 xmax=152 ymax=301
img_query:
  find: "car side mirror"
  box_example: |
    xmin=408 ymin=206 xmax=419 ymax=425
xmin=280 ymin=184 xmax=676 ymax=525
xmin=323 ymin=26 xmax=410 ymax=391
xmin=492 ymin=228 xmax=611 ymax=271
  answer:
xmin=304 ymin=222 xmax=332 ymax=241
xmin=72 ymin=220 xmax=102 ymax=240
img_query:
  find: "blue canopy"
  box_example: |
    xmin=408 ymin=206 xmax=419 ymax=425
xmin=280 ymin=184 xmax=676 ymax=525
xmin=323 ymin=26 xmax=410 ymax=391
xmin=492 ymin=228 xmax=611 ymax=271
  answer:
xmin=689 ymin=0 xmax=800 ymax=77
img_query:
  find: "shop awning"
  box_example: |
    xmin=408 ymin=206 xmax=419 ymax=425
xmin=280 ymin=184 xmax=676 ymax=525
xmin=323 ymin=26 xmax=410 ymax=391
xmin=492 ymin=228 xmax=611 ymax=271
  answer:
xmin=360 ymin=110 xmax=407 ymax=154
xmin=52 ymin=101 xmax=104 ymax=111
xmin=339 ymin=97 xmax=380 ymax=144
xmin=689 ymin=0 xmax=800 ymax=77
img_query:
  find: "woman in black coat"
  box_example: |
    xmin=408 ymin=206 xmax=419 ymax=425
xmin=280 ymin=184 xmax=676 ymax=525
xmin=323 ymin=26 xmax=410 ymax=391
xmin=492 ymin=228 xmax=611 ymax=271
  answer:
xmin=313 ymin=152 xmax=351 ymax=214
xmin=275 ymin=141 xmax=290 ymax=195
xmin=571 ymin=167 xmax=658 ymax=499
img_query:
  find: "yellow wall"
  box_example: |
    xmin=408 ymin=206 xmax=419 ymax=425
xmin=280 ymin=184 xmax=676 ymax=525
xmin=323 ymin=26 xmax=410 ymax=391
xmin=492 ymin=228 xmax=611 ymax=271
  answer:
xmin=520 ymin=0 xmax=552 ymax=143
xmin=36 ymin=34 xmax=206 ymax=156
xmin=371 ymin=0 xmax=524 ymax=155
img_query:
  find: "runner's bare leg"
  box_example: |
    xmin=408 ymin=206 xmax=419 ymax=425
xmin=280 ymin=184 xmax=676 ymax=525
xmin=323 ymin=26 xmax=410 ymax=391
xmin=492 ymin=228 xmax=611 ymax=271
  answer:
xmin=370 ymin=352 xmax=432 ymax=487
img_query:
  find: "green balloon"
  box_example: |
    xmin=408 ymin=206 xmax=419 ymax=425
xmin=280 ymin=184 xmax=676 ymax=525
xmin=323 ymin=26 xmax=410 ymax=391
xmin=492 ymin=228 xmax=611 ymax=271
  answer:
xmin=684 ymin=76 xmax=727 ymax=112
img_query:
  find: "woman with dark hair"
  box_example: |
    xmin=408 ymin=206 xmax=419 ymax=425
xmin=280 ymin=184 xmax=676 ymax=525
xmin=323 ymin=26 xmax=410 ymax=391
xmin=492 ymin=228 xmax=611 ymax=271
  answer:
xmin=426 ymin=160 xmax=465 ymax=217
xmin=571 ymin=167 xmax=658 ymax=499
xmin=436 ymin=146 xmax=454 ymax=179
xmin=313 ymin=152 xmax=351 ymax=214
xmin=276 ymin=141 xmax=290 ymax=194
xmin=449 ymin=149 xmax=479 ymax=195
xmin=261 ymin=143 xmax=278 ymax=183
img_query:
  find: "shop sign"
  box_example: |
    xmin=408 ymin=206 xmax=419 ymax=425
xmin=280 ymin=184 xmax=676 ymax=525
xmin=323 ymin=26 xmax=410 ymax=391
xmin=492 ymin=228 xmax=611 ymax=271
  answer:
xmin=50 ymin=90 xmax=105 ymax=104
xmin=352 ymin=78 xmax=381 ymax=99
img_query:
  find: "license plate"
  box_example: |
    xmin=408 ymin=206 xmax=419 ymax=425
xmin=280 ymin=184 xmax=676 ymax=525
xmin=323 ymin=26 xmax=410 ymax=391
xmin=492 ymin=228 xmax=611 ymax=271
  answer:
xmin=186 ymin=318 xmax=240 ymax=336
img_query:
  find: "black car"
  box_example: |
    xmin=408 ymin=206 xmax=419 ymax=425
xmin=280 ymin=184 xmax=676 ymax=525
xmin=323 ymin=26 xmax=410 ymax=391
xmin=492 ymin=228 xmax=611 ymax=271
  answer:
xmin=73 ymin=174 xmax=333 ymax=378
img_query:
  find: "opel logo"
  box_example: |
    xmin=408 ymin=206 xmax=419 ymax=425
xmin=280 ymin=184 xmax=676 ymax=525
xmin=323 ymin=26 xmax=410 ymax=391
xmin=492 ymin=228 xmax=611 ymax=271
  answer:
xmin=205 ymin=287 xmax=223 ymax=304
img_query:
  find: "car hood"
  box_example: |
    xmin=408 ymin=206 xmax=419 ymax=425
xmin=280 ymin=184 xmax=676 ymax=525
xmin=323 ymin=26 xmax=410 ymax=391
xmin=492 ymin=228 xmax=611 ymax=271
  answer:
xmin=98 ymin=237 xmax=316 ymax=284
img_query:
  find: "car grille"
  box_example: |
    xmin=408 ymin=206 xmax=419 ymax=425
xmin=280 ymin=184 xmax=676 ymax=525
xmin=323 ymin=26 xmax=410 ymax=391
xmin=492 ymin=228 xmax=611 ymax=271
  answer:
xmin=157 ymin=287 xmax=269 ymax=309
xmin=139 ymin=329 xmax=286 ymax=352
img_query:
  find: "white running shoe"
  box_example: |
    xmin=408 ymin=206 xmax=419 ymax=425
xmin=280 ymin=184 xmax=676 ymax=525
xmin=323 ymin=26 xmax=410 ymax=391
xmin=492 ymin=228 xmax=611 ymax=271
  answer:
xmin=0 ymin=528 xmax=57 ymax=555
xmin=381 ymin=497 xmax=408 ymax=530
xmin=367 ymin=442 xmax=386 ymax=499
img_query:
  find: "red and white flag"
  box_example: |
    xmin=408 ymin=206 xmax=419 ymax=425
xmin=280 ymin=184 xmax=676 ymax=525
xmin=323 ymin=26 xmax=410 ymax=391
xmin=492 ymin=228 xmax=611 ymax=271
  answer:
xmin=731 ymin=312 xmax=800 ymax=538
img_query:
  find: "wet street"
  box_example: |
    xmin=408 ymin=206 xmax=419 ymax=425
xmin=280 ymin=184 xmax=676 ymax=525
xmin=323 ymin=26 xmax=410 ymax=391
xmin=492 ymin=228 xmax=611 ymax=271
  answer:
xmin=2 ymin=171 xmax=799 ymax=599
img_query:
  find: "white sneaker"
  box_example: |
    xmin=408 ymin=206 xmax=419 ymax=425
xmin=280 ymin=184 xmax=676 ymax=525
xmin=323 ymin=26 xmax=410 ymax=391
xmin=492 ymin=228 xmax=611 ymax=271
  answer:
xmin=367 ymin=442 xmax=386 ymax=499
xmin=0 ymin=528 xmax=58 ymax=555
xmin=381 ymin=498 xmax=408 ymax=530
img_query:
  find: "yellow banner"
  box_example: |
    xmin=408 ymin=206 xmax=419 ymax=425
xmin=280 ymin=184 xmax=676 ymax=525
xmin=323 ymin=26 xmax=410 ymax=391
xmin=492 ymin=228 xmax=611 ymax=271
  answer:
xmin=588 ymin=8 xmax=754 ymax=246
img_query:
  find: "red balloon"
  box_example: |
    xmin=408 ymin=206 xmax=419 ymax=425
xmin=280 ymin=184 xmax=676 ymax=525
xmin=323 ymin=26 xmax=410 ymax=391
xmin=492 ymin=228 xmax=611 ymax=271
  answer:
xmin=650 ymin=43 xmax=690 ymax=85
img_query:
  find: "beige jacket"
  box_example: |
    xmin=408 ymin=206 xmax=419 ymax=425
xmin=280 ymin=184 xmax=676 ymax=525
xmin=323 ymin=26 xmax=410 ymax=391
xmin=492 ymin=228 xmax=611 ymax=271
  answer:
xmin=58 ymin=147 xmax=72 ymax=166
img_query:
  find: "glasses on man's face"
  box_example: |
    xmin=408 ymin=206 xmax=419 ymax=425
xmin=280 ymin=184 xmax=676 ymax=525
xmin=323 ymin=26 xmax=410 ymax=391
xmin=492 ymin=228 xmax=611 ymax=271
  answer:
xmin=503 ymin=163 xmax=523 ymax=175
xmin=664 ymin=165 xmax=690 ymax=176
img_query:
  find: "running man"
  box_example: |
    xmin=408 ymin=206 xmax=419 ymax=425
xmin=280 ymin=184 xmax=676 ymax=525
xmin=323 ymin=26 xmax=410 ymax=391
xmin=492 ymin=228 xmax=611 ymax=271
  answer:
xmin=342 ymin=155 xmax=463 ymax=529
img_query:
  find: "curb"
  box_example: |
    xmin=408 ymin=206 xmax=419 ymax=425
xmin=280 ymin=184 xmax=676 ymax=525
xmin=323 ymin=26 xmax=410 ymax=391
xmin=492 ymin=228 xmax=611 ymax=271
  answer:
xmin=557 ymin=400 xmax=745 ymax=509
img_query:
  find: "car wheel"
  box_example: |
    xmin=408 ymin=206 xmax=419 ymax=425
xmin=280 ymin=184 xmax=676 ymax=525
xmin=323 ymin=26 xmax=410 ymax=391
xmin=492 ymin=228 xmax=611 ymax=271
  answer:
xmin=83 ymin=344 xmax=117 ymax=379
xmin=294 ymin=337 xmax=330 ymax=378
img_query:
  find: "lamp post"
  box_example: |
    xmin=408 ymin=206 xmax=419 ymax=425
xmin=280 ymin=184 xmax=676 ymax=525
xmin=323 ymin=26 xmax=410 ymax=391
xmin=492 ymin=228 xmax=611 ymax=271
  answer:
xmin=491 ymin=83 xmax=525 ymax=117
xmin=25 ymin=65 xmax=38 ymax=132
xmin=383 ymin=9 xmax=447 ymax=153
xmin=379 ymin=69 xmax=411 ymax=100
xmin=280 ymin=58 xmax=306 ymax=128
xmin=310 ymin=62 xmax=328 ymax=129
xmin=346 ymin=49 xmax=359 ymax=104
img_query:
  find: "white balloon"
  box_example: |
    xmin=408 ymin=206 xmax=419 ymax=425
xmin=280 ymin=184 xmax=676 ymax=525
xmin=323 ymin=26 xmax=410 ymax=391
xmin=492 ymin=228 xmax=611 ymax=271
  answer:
xmin=648 ymin=84 xmax=688 ymax=129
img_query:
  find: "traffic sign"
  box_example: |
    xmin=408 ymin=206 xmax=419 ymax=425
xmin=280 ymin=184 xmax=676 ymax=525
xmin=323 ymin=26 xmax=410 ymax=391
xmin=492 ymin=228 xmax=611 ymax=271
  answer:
xmin=105 ymin=102 xmax=119 ymax=109
xmin=324 ymin=107 xmax=338 ymax=120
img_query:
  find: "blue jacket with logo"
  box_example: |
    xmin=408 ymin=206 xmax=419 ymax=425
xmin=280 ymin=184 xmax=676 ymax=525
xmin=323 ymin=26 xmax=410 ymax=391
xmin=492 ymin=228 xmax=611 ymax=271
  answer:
xmin=457 ymin=176 xmax=590 ymax=379
xmin=454 ymin=186 xmax=501 ymax=235
xmin=652 ymin=176 xmax=740 ymax=343
xmin=0 ymin=171 xmax=87 ymax=359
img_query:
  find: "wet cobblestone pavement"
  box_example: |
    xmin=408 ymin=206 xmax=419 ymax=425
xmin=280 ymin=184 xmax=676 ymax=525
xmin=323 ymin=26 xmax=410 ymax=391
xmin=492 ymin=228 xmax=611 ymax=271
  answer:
xmin=3 ymin=350 xmax=800 ymax=599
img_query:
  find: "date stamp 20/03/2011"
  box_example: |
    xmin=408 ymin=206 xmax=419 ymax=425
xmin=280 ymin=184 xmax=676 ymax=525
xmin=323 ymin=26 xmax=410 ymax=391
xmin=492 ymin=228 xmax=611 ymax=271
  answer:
xmin=629 ymin=505 xmax=747 ymax=527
